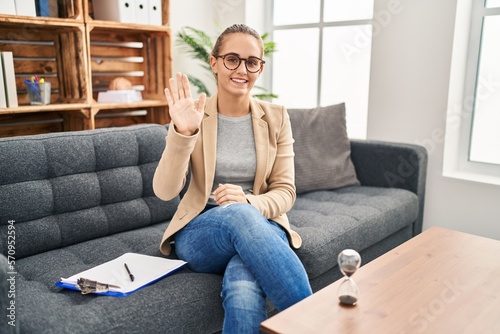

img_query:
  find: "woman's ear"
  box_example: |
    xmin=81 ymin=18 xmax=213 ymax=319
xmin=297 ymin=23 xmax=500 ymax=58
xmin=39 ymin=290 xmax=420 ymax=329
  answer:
xmin=210 ymin=56 xmax=218 ymax=75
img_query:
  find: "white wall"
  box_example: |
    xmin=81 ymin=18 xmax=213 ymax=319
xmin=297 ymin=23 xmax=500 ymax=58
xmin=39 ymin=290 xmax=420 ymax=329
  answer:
xmin=367 ymin=0 xmax=500 ymax=239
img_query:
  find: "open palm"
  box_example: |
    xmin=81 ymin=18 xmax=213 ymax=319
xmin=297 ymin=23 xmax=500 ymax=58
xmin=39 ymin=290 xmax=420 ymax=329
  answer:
xmin=165 ymin=72 xmax=206 ymax=136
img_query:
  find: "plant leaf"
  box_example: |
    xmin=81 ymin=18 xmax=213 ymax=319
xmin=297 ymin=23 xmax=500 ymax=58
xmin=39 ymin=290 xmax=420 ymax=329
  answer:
xmin=252 ymin=93 xmax=278 ymax=101
xmin=176 ymin=28 xmax=213 ymax=67
xmin=188 ymin=76 xmax=211 ymax=96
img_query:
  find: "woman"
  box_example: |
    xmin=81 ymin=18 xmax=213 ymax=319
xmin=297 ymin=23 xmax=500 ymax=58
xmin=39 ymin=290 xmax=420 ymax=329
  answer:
xmin=153 ymin=23 xmax=312 ymax=333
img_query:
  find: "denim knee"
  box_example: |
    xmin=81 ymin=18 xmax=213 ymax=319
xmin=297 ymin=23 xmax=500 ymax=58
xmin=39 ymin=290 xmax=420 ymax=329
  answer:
xmin=220 ymin=202 xmax=263 ymax=221
xmin=218 ymin=203 xmax=283 ymax=237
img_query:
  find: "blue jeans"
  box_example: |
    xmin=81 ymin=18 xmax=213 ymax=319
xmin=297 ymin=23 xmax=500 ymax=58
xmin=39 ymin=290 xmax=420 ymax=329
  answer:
xmin=174 ymin=203 xmax=312 ymax=334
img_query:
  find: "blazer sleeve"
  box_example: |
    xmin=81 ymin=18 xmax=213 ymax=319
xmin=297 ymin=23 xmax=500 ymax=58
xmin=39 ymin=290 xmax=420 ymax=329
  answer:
xmin=153 ymin=123 xmax=198 ymax=201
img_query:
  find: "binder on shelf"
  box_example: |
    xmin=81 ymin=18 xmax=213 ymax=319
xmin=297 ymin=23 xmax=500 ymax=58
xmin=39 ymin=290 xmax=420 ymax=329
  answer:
xmin=134 ymin=0 xmax=149 ymax=24
xmin=148 ymin=0 xmax=162 ymax=25
xmin=0 ymin=57 xmax=7 ymax=108
xmin=55 ymin=253 xmax=187 ymax=297
xmin=1 ymin=52 xmax=19 ymax=108
xmin=92 ymin=0 xmax=162 ymax=25
xmin=92 ymin=0 xmax=135 ymax=24
xmin=0 ymin=0 xmax=16 ymax=15
xmin=15 ymin=0 xmax=36 ymax=16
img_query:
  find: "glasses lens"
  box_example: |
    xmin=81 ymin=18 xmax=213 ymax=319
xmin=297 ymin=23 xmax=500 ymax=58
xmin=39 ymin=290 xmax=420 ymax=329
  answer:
xmin=223 ymin=54 xmax=241 ymax=70
xmin=246 ymin=57 xmax=262 ymax=72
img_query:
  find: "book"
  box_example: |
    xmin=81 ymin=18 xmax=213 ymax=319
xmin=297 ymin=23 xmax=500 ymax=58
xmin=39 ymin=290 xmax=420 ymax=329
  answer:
xmin=97 ymin=90 xmax=143 ymax=103
xmin=0 ymin=1 xmax=16 ymax=15
xmin=35 ymin=0 xmax=59 ymax=17
xmin=148 ymin=0 xmax=162 ymax=25
xmin=56 ymin=253 xmax=187 ymax=297
xmin=134 ymin=0 xmax=149 ymax=24
xmin=0 ymin=56 xmax=7 ymax=108
xmin=15 ymin=0 xmax=37 ymax=16
xmin=35 ymin=0 xmax=49 ymax=16
xmin=49 ymin=0 xmax=58 ymax=17
xmin=0 ymin=52 xmax=18 ymax=108
xmin=92 ymin=0 xmax=135 ymax=23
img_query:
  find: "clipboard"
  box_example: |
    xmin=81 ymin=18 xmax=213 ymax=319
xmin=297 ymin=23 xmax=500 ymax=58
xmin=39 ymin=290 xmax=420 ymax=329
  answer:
xmin=55 ymin=253 xmax=186 ymax=297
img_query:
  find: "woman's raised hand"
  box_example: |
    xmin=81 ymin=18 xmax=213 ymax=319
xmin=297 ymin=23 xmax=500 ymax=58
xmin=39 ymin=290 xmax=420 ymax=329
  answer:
xmin=165 ymin=72 xmax=206 ymax=136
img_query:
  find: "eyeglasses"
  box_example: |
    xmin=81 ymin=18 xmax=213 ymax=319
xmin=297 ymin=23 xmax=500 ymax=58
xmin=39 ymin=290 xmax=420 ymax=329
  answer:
xmin=215 ymin=53 xmax=265 ymax=73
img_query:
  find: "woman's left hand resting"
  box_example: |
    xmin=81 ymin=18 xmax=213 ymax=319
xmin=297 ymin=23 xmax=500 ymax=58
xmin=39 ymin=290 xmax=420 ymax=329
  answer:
xmin=213 ymin=184 xmax=248 ymax=205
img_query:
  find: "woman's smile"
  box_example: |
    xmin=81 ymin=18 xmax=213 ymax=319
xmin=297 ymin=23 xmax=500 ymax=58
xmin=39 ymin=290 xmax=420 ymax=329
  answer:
xmin=230 ymin=77 xmax=249 ymax=85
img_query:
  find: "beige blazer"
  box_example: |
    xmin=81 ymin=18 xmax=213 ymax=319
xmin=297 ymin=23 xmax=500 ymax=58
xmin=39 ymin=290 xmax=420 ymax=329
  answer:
xmin=153 ymin=93 xmax=302 ymax=255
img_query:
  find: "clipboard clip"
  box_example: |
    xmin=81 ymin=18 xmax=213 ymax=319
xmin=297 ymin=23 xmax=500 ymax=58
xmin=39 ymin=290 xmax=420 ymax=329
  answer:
xmin=76 ymin=278 xmax=121 ymax=295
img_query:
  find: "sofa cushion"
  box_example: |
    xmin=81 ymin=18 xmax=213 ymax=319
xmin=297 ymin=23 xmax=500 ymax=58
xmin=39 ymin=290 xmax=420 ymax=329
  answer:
xmin=288 ymin=103 xmax=360 ymax=194
xmin=289 ymin=186 xmax=419 ymax=279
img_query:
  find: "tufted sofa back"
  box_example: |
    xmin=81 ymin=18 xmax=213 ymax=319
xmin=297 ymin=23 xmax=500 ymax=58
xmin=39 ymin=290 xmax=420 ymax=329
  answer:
xmin=0 ymin=124 xmax=178 ymax=259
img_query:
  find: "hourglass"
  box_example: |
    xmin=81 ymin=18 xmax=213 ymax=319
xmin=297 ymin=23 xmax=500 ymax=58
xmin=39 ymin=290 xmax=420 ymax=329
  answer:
xmin=337 ymin=249 xmax=361 ymax=306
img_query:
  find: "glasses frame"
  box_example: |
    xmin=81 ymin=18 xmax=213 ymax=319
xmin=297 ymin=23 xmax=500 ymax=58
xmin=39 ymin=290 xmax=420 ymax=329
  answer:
xmin=215 ymin=52 xmax=265 ymax=73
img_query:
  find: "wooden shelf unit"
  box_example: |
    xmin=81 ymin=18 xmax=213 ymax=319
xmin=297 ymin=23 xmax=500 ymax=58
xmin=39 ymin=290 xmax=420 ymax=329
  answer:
xmin=0 ymin=0 xmax=171 ymax=138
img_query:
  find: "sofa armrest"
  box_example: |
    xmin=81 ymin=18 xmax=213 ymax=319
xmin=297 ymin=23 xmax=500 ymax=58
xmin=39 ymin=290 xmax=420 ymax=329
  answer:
xmin=350 ymin=139 xmax=428 ymax=235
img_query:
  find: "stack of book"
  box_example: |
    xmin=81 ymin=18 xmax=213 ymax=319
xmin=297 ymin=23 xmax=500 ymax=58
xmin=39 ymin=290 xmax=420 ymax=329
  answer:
xmin=0 ymin=52 xmax=18 ymax=108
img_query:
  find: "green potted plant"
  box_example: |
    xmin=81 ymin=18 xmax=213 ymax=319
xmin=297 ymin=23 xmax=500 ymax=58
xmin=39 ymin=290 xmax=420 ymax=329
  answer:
xmin=176 ymin=26 xmax=278 ymax=101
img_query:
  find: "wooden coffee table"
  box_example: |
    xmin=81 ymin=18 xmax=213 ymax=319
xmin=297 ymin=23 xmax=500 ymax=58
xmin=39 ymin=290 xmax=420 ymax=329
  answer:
xmin=261 ymin=226 xmax=500 ymax=333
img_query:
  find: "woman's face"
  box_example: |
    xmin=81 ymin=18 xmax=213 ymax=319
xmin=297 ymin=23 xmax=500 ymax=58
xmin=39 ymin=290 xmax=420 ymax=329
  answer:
xmin=210 ymin=33 xmax=264 ymax=98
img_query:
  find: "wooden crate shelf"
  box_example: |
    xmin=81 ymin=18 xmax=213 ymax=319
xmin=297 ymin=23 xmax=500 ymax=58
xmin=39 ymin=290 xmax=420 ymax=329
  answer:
xmin=0 ymin=0 xmax=171 ymax=137
xmin=88 ymin=28 xmax=171 ymax=102
xmin=0 ymin=24 xmax=89 ymax=108
xmin=0 ymin=112 xmax=65 ymax=138
xmin=0 ymin=103 xmax=89 ymax=115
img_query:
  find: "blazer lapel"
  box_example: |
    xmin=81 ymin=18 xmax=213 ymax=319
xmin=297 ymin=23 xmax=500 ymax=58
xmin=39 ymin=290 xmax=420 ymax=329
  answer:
xmin=250 ymin=98 xmax=268 ymax=195
xmin=202 ymin=95 xmax=218 ymax=196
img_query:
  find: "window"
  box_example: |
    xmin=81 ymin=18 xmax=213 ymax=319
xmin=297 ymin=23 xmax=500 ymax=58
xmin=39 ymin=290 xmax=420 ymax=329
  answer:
xmin=269 ymin=0 xmax=374 ymax=139
xmin=444 ymin=0 xmax=500 ymax=185
xmin=468 ymin=11 xmax=500 ymax=165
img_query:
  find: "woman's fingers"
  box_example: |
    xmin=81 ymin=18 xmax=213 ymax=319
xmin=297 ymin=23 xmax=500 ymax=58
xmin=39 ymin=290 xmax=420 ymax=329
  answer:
xmin=213 ymin=184 xmax=246 ymax=204
xmin=167 ymin=76 xmax=178 ymax=103
xmin=182 ymin=74 xmax=191 ymax=99
xmin=198 ymin=93 xmax=207 ymax=112
xmin=166 ymin=73 xmax=194 ymax=105
xmin=164 ymin=73 xmax=205 ymax=135
xmin=164 ymin=88 xmax=174 ymax=107
xmin=176 ymin=72 xmax=185 ymax=100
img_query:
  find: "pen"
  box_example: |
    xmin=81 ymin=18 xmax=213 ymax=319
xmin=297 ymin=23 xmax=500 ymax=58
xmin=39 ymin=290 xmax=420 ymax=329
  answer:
xmin=124 ymin=263 xmax=134 ymax=282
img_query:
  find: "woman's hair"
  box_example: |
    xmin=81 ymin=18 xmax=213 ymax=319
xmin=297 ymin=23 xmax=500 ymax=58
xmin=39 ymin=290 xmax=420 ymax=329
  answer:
xmin=211 ymin=24 xmax=264 ymax=58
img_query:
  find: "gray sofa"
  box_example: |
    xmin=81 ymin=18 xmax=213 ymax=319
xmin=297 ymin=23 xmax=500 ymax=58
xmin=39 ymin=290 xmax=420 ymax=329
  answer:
xmin=0 ymin=119 xmax=427 ymax=333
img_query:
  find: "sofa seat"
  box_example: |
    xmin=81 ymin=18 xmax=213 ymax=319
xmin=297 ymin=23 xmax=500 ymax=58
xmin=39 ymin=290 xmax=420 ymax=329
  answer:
xmin=291 ymin=186 xmax=418 ymax=280
xmin=12 ymin=185 xmax=418 ymax=333
xmin=13 ymin=222 xmax=226 ymax=334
